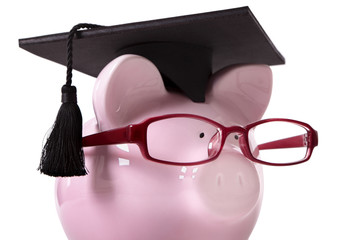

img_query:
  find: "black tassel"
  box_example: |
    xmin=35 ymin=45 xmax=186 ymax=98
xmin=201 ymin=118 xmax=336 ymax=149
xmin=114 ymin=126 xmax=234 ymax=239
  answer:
xmin=38 ymin=24 xmax=101 ymax=177
xmin=39 ymin=85 xmax=86 ymax=176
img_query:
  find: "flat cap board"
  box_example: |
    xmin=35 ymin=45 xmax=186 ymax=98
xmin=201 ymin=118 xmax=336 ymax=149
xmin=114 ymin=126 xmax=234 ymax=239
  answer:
xmin=19 ymin=6 xmax=285 ymax=102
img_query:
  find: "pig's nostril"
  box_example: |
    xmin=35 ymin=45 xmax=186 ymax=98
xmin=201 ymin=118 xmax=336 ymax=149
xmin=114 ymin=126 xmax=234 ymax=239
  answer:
xmin=237 ymin=173 xmax=243 ymax=186
xmin=216 ymin=173 xmax=223 ymax=186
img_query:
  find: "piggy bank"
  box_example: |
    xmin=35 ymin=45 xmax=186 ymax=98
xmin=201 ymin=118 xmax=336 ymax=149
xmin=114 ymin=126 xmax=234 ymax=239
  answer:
xmin=55 ymin=54 xmax=273 ymax=240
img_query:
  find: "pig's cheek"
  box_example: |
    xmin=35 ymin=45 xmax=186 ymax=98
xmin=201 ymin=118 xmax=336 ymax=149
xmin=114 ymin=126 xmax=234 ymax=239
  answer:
xmin=195 ymin=153 xmax=261 ymax=217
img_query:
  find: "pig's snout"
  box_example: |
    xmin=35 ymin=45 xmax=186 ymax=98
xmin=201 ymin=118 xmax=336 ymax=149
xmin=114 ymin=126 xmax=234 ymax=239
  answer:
xmin=196 ymin=140 xmax=261 ymax=217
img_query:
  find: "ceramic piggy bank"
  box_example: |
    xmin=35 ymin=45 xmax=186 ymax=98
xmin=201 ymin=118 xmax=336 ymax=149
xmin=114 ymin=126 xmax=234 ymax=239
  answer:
xmin=55 ymin=54 xmax=273 ymax=240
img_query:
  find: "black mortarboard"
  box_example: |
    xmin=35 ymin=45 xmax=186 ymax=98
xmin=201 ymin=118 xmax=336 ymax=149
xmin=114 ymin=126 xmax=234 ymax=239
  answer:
xmin=20 ymin=7 xmax=284 ymax=102
xmin=19 ymin=6 xmax=285 ymax=177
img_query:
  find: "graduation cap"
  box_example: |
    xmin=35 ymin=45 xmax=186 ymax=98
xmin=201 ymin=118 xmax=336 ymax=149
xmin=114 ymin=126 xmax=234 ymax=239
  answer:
xmin=19 ymin=6 xmax=285 ymax=177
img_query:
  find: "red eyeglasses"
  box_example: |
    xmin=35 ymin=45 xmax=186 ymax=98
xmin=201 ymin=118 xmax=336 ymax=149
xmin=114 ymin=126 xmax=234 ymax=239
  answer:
xmin=82 ymin=114 xmax=318 ymax=166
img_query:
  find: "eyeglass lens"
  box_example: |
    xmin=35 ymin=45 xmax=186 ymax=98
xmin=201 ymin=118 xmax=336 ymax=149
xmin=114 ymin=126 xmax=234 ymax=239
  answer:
xmin=248 ymin=121 xmax=308 ymax=164
xmin=147 ymin=117 xmax=221 ymax=163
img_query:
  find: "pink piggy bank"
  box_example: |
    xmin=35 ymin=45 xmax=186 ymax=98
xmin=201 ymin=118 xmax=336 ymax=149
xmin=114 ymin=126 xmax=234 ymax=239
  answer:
xmin=55 ymin=54 xmax=273 ymax=240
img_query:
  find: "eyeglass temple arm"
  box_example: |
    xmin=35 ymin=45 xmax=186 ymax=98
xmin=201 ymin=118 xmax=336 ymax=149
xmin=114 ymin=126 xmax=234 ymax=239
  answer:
xmin=258 ymin=134 xmax=308 ymax=150
xmin=82 ymin=126 xmax=130 ymax=147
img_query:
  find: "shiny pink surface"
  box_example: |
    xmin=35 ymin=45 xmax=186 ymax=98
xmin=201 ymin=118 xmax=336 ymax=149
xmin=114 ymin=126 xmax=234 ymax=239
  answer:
xmin=56 ymin=55 xmax=273 ymax=240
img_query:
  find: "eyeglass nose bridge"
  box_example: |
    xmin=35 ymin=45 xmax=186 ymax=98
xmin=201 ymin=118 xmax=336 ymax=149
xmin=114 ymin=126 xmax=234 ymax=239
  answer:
xmin=223 ymin=126 xmax=246 ymax=138
xmin=219 ymin=126 xmax=253 ymax=158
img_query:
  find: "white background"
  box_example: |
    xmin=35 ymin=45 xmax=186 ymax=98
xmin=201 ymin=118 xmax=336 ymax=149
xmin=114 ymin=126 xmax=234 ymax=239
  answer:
xmin=1 ymin=0 xmax=359 ymax=239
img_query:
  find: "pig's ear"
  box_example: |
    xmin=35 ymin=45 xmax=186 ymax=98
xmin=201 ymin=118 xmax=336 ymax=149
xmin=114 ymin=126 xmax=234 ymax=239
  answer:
xmin=93 ymin=54 xmax=167 ymax=131
xmin=207 ymin=65 xmax=272 ymax=124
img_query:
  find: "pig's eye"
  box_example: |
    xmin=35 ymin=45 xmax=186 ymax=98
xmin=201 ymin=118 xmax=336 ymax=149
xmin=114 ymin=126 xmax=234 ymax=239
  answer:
xmin=199 ymin=132 xmax=205 ymax=138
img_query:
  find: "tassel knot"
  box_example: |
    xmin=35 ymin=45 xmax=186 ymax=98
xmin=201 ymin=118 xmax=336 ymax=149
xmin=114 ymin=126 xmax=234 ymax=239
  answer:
xmin=61 ymin=85 xmax=77 ymax=103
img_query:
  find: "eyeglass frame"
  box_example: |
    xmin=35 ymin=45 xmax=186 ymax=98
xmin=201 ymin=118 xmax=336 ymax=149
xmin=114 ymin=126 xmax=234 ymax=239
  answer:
xmin=82 ymin=114 xmax=318 ymax=166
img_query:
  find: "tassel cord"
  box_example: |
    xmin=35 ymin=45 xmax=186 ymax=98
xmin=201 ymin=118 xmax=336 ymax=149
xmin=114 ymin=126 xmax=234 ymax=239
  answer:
xmin=66 ymin=23 xmax=102 ymax=87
